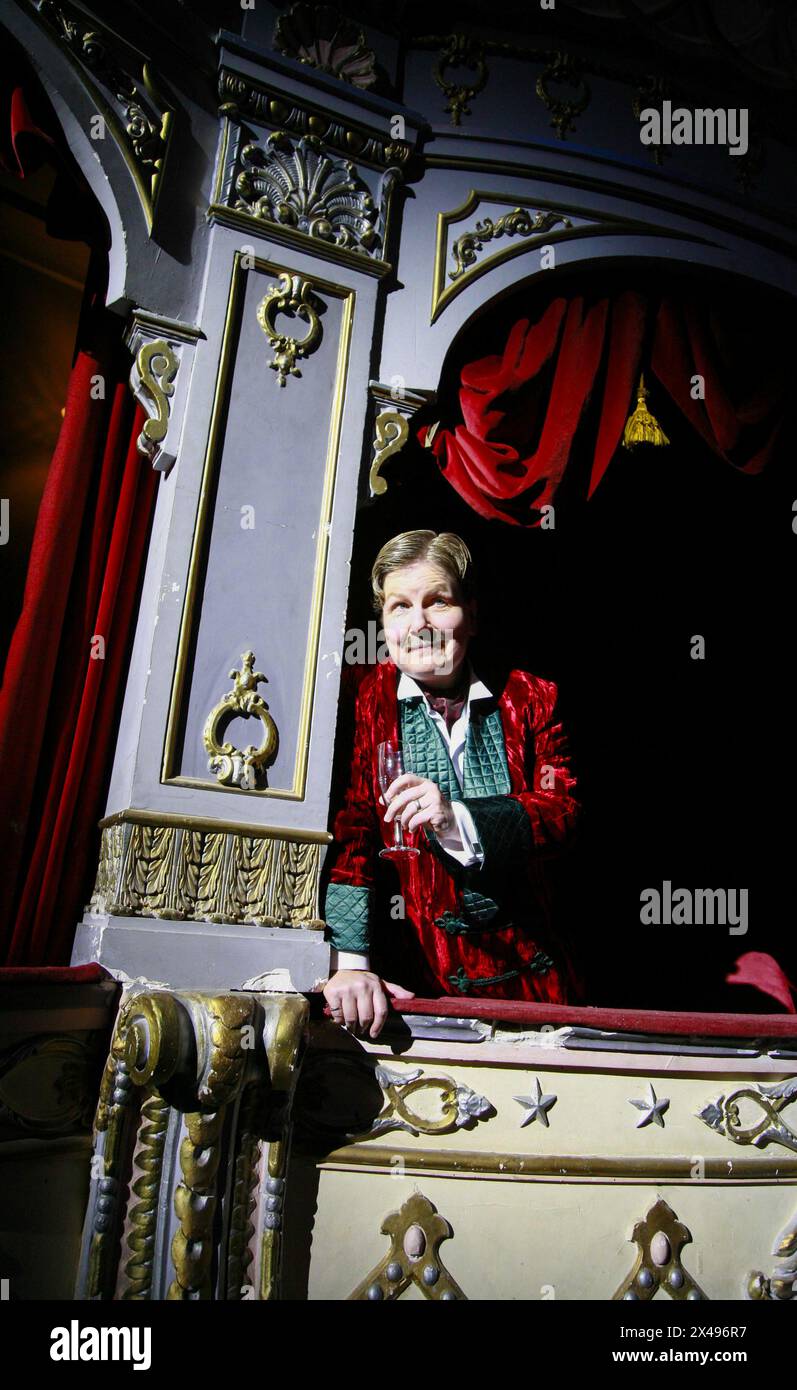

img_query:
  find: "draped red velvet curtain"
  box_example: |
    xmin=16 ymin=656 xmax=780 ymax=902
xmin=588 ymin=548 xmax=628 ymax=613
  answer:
xmin=419 ymin=288 xmax=788 ymax=525
xmin=0 ymin=55 xmax=158 ymax=964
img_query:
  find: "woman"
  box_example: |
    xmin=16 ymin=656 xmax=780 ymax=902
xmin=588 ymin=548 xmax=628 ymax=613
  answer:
xmin=322 ymin=530 xmax=582 ymax=1038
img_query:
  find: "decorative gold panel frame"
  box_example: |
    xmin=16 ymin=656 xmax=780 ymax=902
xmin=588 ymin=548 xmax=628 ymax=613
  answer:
xmin=430 ymin=187 xmax=718 ymax=323
xmin=161 ymin=249 xmax=355 ymax=798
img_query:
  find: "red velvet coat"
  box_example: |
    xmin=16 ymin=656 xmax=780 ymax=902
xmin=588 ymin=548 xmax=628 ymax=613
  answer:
xmin=324 ymin=657 xmax=583 ymax=1002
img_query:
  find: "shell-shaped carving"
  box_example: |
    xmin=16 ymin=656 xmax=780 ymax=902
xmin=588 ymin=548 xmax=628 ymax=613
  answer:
xmin=273 ymin=3 xmax=378 ymax=89
xmin=236 ymin=133 xmax=379 ymax=253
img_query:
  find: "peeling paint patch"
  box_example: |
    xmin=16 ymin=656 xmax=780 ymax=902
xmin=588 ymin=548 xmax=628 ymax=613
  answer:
xmin=239 ymin=967 xmax=299 ymax=993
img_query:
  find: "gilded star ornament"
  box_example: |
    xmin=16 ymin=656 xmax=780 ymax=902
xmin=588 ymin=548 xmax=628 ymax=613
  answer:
xmin=629 ymin=1083 xmax=670 ymax=1129
xmin=514 ymin=1078 xmax=557 ymax=1128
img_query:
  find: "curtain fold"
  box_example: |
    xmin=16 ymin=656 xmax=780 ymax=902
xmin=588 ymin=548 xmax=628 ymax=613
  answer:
xmin=650 ymin=297 xmax=787 ymax=473
xmin=0 ymin=54 xmax=157 ymax=964
xmin=0 ymin=300 xmax=155 ymax=964
xmin=419 ymin=286 xmax=788 ymax=524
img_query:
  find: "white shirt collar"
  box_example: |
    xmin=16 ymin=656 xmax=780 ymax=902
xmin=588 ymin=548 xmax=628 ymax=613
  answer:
xmin=396 ymin=659 xmax=492 ymax=705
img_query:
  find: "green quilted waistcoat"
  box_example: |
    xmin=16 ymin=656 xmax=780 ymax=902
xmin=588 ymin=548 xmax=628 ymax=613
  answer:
xmin=325 ymin=691 xmax=538 ymax=953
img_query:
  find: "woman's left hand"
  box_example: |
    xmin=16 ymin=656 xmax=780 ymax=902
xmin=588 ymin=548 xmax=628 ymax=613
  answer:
xmin=381 ymin=773 xmax=455 ymax=837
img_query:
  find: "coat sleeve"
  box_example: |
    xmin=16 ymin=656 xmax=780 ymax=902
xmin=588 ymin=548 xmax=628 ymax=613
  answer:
xmin=458 ymin=676 xmax=580 ymax=879
xmin=322 ymin=679 xmax=380 ymax=955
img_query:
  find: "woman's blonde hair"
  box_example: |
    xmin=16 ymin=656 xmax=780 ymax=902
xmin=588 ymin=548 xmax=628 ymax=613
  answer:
xmin=370 ymin=530 xmax=476 ymax=616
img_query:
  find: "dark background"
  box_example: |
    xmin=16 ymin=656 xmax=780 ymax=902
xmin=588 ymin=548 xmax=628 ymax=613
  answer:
xmin=335 ymin=261 xmax=796 ymax=1012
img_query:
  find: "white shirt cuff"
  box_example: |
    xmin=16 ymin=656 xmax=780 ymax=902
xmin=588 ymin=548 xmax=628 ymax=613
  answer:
xmin=330 ymin=947 xmax=371 ymax=972
xmin=437 ymin=801 xmax=484 ymax=867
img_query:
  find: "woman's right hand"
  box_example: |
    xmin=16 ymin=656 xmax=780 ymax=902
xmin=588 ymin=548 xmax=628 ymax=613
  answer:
xmin=322 ymin=970 xmax=415 ymax=1039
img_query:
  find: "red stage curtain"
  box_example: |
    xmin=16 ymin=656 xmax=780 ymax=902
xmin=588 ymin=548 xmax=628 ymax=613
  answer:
xmin=0 ymin=56 xmax=158 ymax=965
xmin=0 ymin=284 xmax=156 ymax=965
xmin=650 ymin=297 xmax=787 ymax=474
xmin=419 ymin=288 xmax=788 ymax=525
xmin=419 ymin=291 xmax=646 ymax=525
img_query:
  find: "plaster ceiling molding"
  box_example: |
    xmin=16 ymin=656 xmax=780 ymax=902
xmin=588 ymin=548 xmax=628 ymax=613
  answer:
xmin=273 ymin=2 xmax=379 ymax=89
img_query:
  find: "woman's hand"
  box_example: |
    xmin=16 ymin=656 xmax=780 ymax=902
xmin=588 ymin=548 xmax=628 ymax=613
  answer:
xmin=322 ymin=971 xmax=415 ymax=1039
xmin=381 ymin=773 xmax=456 ymax=837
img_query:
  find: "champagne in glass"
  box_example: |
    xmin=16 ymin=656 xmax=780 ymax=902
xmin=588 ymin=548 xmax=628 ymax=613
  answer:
xmin=378 ymin=741 xmax=420 ymax=859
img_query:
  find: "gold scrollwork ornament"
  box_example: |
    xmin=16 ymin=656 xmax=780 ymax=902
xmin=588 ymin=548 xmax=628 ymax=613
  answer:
xmin=369 ymin=410 xmax=408 ymax=496
xmin=698 ymin=1077 xmax=797 ymax=1153
xmin=536 ymin=52 xmax=590 ymax=139
xmin=132 ymin=338 xmax=178 ymax=461
xmin=203 ymin=651 xmax=278 ymax=790
xmin=256 ymin=272 xmax=322 ymax=386
xmin=432 ymin=33 xmax=488 ymax=126
xmin=449 ymin=206 xmax=571 ymax=281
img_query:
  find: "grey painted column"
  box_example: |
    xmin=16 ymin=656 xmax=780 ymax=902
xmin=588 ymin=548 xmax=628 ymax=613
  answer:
xmin=66 ymin=26 xmax=425 ymax=991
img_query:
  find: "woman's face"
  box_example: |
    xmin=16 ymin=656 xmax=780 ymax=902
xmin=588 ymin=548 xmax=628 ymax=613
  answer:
xmin=381 ymin=559 xmax=477 ymax=687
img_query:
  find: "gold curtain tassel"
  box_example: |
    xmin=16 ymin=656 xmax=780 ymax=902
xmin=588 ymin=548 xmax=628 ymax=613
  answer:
xmin=622 ymin=373 xmax=670 ymax=449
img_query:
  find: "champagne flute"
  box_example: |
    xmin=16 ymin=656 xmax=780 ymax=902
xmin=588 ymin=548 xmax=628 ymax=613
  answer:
xmin=378 ymin=741 xmax=420 ymax=859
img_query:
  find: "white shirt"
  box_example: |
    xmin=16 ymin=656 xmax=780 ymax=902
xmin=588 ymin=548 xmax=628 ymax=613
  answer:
xmin=331 ymin=661 xmax=492 ymax=972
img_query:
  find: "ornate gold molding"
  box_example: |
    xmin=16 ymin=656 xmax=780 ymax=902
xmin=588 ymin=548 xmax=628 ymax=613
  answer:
xmin=83 ymin=988 xmax=310 ymax=1301
xmin=369 ymin=411 xmax=407 ymax=496
xmin=161 ymin=251 xmax=354 ymax=799
xmin=99 ymin=807 xmax=331 ymax=843
xmin=349 ymin=1192 xmax=467 ymax=1300
xmin=203 ymin=651 xmax=279 ymax=788
xmin=211 ymin=123 xmax=401 ymax=276
xmin=118 ymin=1087 xmax=169 ymax=1300
xmin=749 ymin=1209 xmax=797 ymax=1301
xmin=216 ymin=72 xmax=410 ymax=170
xmin=432 ymin=33 xmax=488 ymax=126
xmin=367 ymin=382 xmax=435 ymax=496
xmin=312 ymin=1144 xmax=797 ymax=1182
xmin=88 ymin=1004 xmax=139 ymax=1299
xmin=614 ymin=1198 xmax=707 ymax=1301
xmin=29 ymin=0 xmax=174 ymax=231
xmin=258 ymin=995 xmax=308 ymax=1300
xmin=536 ymin=52 xmax=591 ymax=139
xmin=168 ymin=1108 xmax=225 ymax=1299
xmin=88 ymin=816 xmax=324 ymax=928
xmin=431 ymin=188 xmax=704 ymax=323
xmin=130 ymin=338 xmax=178 ymax=463
xmin=449 ymin=205 xmax=572 ymax=281
xmin=698 ymin=1079 xmax=797 ymax=1153
xmin=236 ymin=131 xmax=385 ymax=257
xmin=226 ymin=1083 xmax=261 ymax=1300
xmin=295 ymin=1055 xmax=495 ymax=1142
xmin=256 ymin=273 xmax=323 ymax=388
xmin=273 ymin=3 xmax=379 ymax=90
